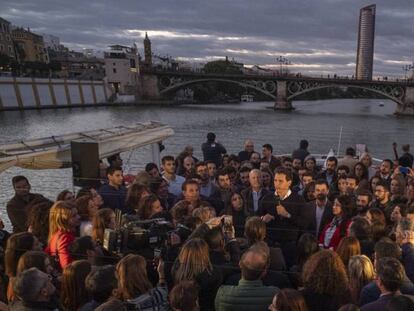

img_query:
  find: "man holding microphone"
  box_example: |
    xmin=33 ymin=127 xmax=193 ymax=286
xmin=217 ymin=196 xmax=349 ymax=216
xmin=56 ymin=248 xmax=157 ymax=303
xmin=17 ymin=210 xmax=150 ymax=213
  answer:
xmin=259 ymin=167 xmax=306 ymax=267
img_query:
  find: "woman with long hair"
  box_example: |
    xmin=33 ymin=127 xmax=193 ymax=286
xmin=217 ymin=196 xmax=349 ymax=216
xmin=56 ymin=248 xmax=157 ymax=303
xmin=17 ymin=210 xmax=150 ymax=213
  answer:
xmin=290 ymin=233 xmax=319 ymax=288
xmin=5 ymin=232 xmax=40 ymax=278
xmin=329 ymin=176 xmax=348 ymax=202
xmin=61 ymin=260 xmax=92 ymax=311
xmin=125 ymin=183 xmax=150 ymax=214
xmin=116 ymin=254 xmax=168 ymax=310
xmin=369 ymin=176 xmax=381 ymax=195
xmin=243 ymin=217 xmax=287 ymax=272
xmin=221 ymin=192 xmax=248 ymax=237
xmin=172 ymin=238 xmax=222 ymax=311
xmin=16 ymin=250 xmax=54 ymax=276
xmin=348 ymin=255 xmax=375 ymax=304
xmin=5 ymin=232 xmax=41 ymax=302
xmin=26 ymin=198 xmax=53 ymax=246
xmin=360 ymin=152 xmax=376 ymax=179
xmin=56 ymin=190 xmax=74 ymax=201
xmin=366 ymin=207 xmax=386 ymax=225
xmin=261 ymin=167 xmax=274 ymax=192
xmin=269 ymin=289 xmax=308 ymax=311
xmin=353 ymin=162 xmax=369 ymax=182
xmin=91 ymin=208 xmax=116 ymax=244
xmin=319 ymin=195 xmax=354 ymax=250
xmin=137 ymin=194 xmax=163 ymax=220
xmin=45 ymin=201 xmax=80 ymax=269
xmin=301 ymin=250 xmax=351 ymax=311
xmin=390 ymin=175 xmax=407 ymax=201
xmin=75 ymin=194 xmax=99 ymax=237
xmin=336 ymin=237 xmax=361 ymax=268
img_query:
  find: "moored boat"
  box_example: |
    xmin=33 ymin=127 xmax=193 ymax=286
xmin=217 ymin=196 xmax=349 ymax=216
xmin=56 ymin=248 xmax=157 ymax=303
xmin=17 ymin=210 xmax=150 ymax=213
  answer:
xmin=0 ymin=121 xmax=174 ymax=173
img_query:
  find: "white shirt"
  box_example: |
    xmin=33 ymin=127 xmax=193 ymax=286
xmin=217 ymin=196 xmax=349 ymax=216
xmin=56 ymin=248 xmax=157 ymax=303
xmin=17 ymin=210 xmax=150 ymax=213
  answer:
xmin=275 ymin=189 xmax=292 ymax=201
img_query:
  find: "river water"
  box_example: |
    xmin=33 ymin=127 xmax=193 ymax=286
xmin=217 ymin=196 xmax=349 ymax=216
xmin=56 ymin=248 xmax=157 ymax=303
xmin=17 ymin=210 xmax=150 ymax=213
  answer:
xmin=0 ymin=98 xmax=412 ymax=228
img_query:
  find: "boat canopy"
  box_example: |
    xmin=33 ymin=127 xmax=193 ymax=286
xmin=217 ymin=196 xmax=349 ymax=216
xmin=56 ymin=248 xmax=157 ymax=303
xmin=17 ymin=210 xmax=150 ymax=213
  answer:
xmin=0 ymin=121 xmax=174 ymax=173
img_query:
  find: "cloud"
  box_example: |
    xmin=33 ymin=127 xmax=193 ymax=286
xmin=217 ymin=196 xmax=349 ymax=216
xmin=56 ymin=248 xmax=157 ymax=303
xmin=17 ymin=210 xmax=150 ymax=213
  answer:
xmin=2 ymin=0 xmax=413 ymax=77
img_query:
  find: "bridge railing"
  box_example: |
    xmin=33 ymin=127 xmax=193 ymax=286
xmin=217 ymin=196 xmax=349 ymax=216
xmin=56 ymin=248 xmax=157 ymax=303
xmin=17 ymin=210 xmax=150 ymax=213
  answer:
xmin=141 ymin=68 xmax=413 ymax=86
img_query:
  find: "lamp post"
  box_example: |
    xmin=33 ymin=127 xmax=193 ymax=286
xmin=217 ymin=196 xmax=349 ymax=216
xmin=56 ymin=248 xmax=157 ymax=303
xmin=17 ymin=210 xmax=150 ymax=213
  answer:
xmin=276 ymin=56 xmax=291 ymax=76
xmin=402 ymin=63 xmax=413 ymax=81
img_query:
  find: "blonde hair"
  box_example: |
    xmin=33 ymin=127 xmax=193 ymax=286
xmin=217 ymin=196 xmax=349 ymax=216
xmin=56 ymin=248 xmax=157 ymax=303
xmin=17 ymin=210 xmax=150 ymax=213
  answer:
xmin=48 ymin=201 xmax=76 ymax=241
xmin=348 ymin=255 xmax=375 ymax=303
xmin=174 ymin=238 xmax=212 ymax=283
xmin=360 ymin=152 xmax=373 ymax=167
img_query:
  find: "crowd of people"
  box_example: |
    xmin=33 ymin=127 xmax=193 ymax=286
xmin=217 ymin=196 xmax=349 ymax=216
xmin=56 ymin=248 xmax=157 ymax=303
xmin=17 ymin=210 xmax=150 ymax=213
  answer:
xmin=1 ymin=132 xmax=414 ymax=311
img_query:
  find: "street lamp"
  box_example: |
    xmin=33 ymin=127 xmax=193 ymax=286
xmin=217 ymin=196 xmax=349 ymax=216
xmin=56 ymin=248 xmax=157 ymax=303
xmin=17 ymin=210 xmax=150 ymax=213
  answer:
xmin=276 ymin=56 xmax=291 ymax=76
xmin=402 ymin=63 xmax=414 ymax=81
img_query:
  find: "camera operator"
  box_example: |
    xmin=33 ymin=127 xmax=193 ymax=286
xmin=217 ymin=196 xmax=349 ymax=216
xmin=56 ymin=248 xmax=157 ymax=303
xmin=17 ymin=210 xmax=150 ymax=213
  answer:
xmin=91 ymin=208 xmax=119 ymax=264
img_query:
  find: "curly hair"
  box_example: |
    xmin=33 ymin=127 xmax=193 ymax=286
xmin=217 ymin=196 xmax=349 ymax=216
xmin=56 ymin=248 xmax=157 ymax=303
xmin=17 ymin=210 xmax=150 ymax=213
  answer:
xmin=302 ymin=250 xmax=349 ymax=299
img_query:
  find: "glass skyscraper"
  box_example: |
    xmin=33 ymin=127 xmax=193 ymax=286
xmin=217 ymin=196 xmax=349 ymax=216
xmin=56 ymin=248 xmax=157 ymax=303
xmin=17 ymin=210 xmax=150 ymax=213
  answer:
xmin=356 ymin=4 xmax=376 ymax=80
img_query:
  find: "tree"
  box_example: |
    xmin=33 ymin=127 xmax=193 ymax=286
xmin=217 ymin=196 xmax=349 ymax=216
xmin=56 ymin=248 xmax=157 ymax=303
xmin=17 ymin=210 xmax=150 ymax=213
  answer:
xmin=203 ymin=60 xmax=243 ymax=75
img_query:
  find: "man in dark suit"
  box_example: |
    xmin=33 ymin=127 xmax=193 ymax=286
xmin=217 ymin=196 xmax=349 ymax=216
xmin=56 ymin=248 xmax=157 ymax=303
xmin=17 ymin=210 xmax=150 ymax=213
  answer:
xmin=316 ymin=156 xmax=338 ymax=187
xmin=259 ymin=167 xmax=306 ymax=267
xmin=361 ymin=257 xmax=414 ymax=311
xmin=360 ymin=240 xmax=414 ymax=306
xmin=299 ymin=179 xmax=333 ymax=238
xmin=241 ymin=169 xmax=269 ymax=215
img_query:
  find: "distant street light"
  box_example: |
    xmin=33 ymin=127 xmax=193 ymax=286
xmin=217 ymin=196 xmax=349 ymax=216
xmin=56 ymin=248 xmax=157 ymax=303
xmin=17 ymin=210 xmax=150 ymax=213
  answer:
xmin=402 ymin=63 xmax=414 ymax=81
xmin=276 ymin=55 xmax=291 ymax=76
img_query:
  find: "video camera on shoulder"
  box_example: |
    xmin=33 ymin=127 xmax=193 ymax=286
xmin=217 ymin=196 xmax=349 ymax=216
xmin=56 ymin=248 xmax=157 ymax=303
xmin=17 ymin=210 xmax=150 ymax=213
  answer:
xmin=103 ymin=214 xmax=174 ymax=256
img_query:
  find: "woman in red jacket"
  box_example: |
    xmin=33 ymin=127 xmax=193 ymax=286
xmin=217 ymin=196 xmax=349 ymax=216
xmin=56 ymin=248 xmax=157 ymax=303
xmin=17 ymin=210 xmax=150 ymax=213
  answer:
xmin=319 ymin=195 xmax=353 ymax=250
xmin=45 ymin=200 xmax=81 ymax=270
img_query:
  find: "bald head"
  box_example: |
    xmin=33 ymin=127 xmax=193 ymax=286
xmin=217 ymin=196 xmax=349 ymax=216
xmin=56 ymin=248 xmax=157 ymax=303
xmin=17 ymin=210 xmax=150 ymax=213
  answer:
xmin=244 ymin=140 xmax=254 ymax=153
xmin=240 ymin=248 xmax=268 ymax=281
xmin=183 ymin=156 xmax=195 ymax=171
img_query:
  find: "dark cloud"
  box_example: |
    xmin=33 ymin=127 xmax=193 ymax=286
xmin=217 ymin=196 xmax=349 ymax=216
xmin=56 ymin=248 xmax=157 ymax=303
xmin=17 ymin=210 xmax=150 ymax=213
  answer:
xmin=2 ymin=0 xmax=414 ymax=77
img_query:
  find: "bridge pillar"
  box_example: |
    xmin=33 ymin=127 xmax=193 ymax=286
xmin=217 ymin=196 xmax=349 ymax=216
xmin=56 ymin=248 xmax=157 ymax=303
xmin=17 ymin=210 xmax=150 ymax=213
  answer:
xmin=274 ymin=81 xmax=293 ymax=110
xmin=140 ymin=74 xmax=161 ymax=100
xmin=395 ymin=86 xmax=414 ymax=116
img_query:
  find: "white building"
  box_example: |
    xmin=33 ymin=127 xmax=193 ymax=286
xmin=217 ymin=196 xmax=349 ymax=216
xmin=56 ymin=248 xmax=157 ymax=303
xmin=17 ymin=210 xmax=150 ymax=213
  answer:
xmin=104 ymin=44 xmax=140 ymax=94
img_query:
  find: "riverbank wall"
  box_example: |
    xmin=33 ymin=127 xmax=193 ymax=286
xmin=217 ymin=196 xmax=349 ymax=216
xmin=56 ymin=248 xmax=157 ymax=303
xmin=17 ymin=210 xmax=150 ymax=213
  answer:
xmin=0 ymin=77 xmax=112 ymax=111
xmin=0 ymin=77 xmax=198 ymax=111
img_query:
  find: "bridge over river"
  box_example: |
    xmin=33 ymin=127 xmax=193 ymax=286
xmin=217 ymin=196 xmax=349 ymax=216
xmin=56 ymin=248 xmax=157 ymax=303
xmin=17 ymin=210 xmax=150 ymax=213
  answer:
xmin=140 ymin=70 xmax=414 ymax=115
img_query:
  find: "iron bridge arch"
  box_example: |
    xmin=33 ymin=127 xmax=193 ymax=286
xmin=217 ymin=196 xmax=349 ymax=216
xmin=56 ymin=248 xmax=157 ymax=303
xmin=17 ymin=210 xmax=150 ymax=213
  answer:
xmin=287 ymin=82 xmax=405 ymax=107
xmin=159 ymin=78 xmax=276 ymax=100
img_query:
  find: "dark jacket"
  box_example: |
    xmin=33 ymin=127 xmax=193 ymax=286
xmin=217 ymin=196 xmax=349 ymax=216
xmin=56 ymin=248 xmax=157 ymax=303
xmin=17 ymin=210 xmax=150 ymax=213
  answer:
xmin=299 ymin=200 xmax=334 ymax=238
xmin=403 ymin=243 xmax=414 ymax=283
xmin=6 ymin=193 xmax=45 ymax=233
xmin=268 ymin=156 xmax=282 ymax=172
xmin=99 ymin=184 xmax=127 ymax=212
xmin=215 ymin=279 xmax=279 ymax=311
xmin=259 ymin=192 xmax=305 ymax=244
xmin=360 ymin=277 xmax=414 ymax=306
xmin=201 ymin=141 xmax=227 ymax=167
xmin=301 ymin=288 xmax=351 ymax=311
xmin=10 ymin=299 xmax=59 ymax=311
xmin=238 ymin=150 xmax=253 ymax=162
xmin=316 ymin=170 xmax=338 ymax=186
xmin=292 ymin=148 xmax=310 ymax=163
xmin=241 ymin=187 xmax=269 ymax=216
xmin=172 ymin=263 xmax=223 ymax=311
xmin=361 ymin=293 xmax=414 ymax=311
